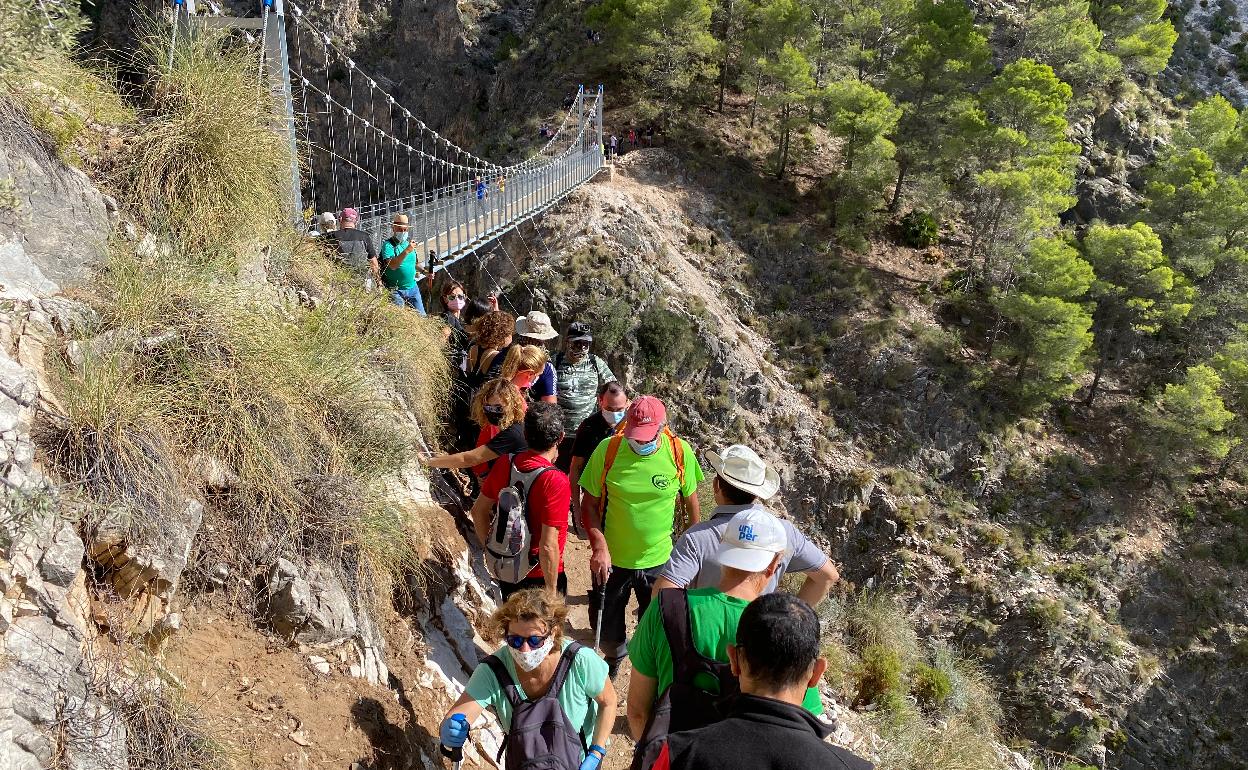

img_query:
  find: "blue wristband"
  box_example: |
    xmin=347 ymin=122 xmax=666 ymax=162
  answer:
xmin=589 ymin=745 xmax=607 ymax=757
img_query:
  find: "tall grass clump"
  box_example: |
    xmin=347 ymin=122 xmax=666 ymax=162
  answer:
xmin=44 ymin=241 xmax=449 ymax=592
xmin=821 ymin=591 xmax=1009 ymax=770
xmin=123 ymin=24 xmax=291 ymax=256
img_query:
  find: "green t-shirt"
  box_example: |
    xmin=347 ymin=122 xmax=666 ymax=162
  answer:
xmin=628 ymin=588 xmax=824 ymax=715
xmin=380 ymin=237 xmax=418 ymax=289
xmin=464 ymin=640 xmax=609 ymax=753
xmin=578 ymin=433 xmax=704 ymax=569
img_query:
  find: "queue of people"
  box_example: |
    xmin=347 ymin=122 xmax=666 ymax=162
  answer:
xmin=407 ymin=290 xmax=870 ymax=769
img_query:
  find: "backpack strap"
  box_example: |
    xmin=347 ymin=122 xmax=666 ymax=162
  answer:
xmin=658 ymin=589 xmax=700 ymax=684
xmin=483 ymin=653 xmax=523 ymax=709
xmin=547 ymin=642 xmax=584 ymax=698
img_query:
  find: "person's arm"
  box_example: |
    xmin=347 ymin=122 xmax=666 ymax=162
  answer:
xmin=568 ymin=456 xmax=586 ymax=523
xmin=469 ymin=491 xmax=496 ymax=546
xmin=386 ymin=242 xmax=415 ymax=271
xmin=626 ymin=671 xmax=657 ymax=740
xmin=439 ymin=690 xmax=486 ymax=751
xmin=797 ymin=558 xmax=840 ymax=608
xmin=425 ymin=444 xmax=499 ymax=470
xmin=539 ymin=524 xmax=560 ymax=594
xmin=541 ymin=394 xmax=558 ymax=404
xmin=369 ymin=256 xmax=383 ymax=286
xmin=590 ymin=676 xmax=618 ymax=755
xmin=681 ymin=492 xmax=701 ymax=526
xmin=582 ymin=492 xmax=611 ymax=584
xmin=651 ymin=531 xmax=699 ymax=598
xmin=651 ymin=576 xmax=680 ymax=597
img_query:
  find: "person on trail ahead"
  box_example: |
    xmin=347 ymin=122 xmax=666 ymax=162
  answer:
xmin=554 ymin=321 xmax=616 ymax=468
xmin=579 ymin=395 xmax=703 ymax=678
xmin=627 ymin=511 xmax=826 ymax=769
xmin=381 ymin=213 xmax=426 ymax=314
xmin=330 ymin=207 xmax=380 ymax=289
xmin=475 ymin=176 xmax=487 ymax=201
xmin=424 ymin=378 xmax=527 ymax=478
xmin=653 ymin=444 xmax=840 ymax=605
xmin=569 ymin=382 xmax=630 ymax=523
xmin=628 ymin=128 xmax=637 ymax=148
xmin=465 ymin=310 xmax=515 ymax=392
xmin=439 ymin=590 xmax=618 ymax=770
xmin=646 ymin=593 xmax=872 ymax=770
xmin=500 ymin=344 xmax=551 ymax=401
xmin=489 ymin=311 xmax=560 ymax=404
xmin=471 ymin=402 xmax=571 ymax=598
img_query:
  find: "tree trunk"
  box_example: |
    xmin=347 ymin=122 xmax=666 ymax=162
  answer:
xmin=1086 ymin=350 xmax=1107 ymax=407
xmin=749 ymin=69 xmax=763 ymax=127
xmin=889 ymin=157 xmax=909 ymax=213
xmin=717 ymin=0 xmax=734 ymax=113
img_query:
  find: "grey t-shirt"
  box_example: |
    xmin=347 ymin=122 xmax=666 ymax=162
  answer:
xmin=660 ymin=503 xmax=829 ymax=593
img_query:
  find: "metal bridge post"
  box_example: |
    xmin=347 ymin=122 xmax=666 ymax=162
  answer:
xmin=270 ymin=1 xmax=303 ymax=228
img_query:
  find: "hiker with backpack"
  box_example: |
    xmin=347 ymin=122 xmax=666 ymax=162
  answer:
xmin=439 ymin=590 xmax=618 ymax=770
xmin=470 ymin=402 xmax=571 ymax=597
xmin=646 ymin=593 xmax=873 ymax=770
xmin=627 ymin=509 xmax=825 ymax=769
xmin=554 ymin=321 xmax=617 ymax=470
xmin=653 ymin=444 xmax=840 ymax=606
xmin=329 ymin=207 xmax=380 ymax=290
xmin=578 ymin=396 xmax=703 ymax=677
xmin=381 ymin=213 xmax=427 ymax=314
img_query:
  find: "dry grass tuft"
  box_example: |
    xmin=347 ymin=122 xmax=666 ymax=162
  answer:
xmin=122 ymin=24 xmax=291 ymax=256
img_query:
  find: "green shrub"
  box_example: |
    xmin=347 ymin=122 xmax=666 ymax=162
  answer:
xmin=900 ymin=210 xmax=939 ymax=248
xmin=911 ymin=663 xmax=954 ymax=710
xmin=636 ymin=302 xmax=698 ymax=374
xmin=854 ymin=643 xmax=905 ymax=706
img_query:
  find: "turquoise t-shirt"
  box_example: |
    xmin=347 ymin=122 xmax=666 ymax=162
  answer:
xmin=380 ymin=237 xmax=418 ymax=289
xmin=464 ymin=640 xmax=609 ymax=753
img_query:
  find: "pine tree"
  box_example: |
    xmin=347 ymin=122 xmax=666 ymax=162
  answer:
xmin=885 ymin=0 xmax=992 ymax=210
xmin=1013 ymin=0 xmax=1121 ymax=92
xmin=820 ymin=79 xmax=903 ymax=238
xmin=759 ymin=42 xmax=816 ymax=179
xmin=1139 ymin=364 xmax=1234 ymax=482
xmin=1090 ymin=0 xmax=1176 ymax=76
xmin=1081 ymin=221 xmax=1194 ymax=405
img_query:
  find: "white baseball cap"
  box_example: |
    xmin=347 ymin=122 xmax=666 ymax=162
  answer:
xmin=706 ymin=444 xmax=780 ymax=500
xmin=714 ymin=509 xmax=787 ymax=573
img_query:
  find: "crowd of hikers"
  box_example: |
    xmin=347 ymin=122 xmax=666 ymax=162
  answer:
xmin=314 ymin=204 xmax=871 ymax=770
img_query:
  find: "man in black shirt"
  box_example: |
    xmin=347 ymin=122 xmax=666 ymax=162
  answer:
xmin=648 ymin=593 xmax=873 ymax=770
xmin=569 ymin=381 xmax=629 ymax=533
xmin=330 ymin=207 xmax=380 ymax=289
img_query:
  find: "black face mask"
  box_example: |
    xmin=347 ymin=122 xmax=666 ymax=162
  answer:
xmin=484 ymin=405 xmax=505 ymax=425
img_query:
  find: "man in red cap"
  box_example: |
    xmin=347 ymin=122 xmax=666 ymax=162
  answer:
xmin=330 ymin=207 xmax=380 ymax=289
xmin=578 ymin=396 xmax=703 ymax=676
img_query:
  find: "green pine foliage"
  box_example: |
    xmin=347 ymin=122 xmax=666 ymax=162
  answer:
xmin=1139 ymin=364 xmax=1234 ymax=480
xmin=821 ymin=79 xmax=902 ymax=238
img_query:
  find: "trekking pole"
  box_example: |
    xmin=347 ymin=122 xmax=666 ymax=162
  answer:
xmin=440 ymin=714 xmax=468 ymax=770
xmin=593 ymin=569 xmax=609 ymax=653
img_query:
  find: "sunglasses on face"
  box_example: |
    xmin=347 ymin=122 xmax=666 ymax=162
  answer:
xmin=505 ymin=633 xmax=550 ymax=650
xmin=570 ymin=341 xmax=591 ymax=349
xmin=448 ymin=293 xmax=467 ymax=300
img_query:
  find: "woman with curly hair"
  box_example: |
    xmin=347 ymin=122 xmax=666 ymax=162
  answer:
xmin=438 ymin=590 xmax=617 ymax=770
xmin=465 ymin=310 xmax=514 ymax=391
xmin=423 ymin=378 xmax=527 ymax=474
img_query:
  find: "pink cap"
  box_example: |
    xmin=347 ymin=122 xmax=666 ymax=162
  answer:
xmin=624 ymin=396 xmax=666 ymax=442
xmin=340 ymin=207 xmax=359 ymax=222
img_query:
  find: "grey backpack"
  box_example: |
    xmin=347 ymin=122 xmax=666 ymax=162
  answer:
xmin=486 ymin=460 xmax=554 ymax=584
xmin=484 ymin=642 xmax=587 ymax=770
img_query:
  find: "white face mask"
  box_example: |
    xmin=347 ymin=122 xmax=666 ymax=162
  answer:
xmin=628 ymin=437 xmax=660 ymax=456
xmin=601 ymin=408 xmax=627 ymax=426
xmin=508 ymin=637 xmax=554 ymax=672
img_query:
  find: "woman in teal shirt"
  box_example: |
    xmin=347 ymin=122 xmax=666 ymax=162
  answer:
xmin=439 ymin=590 xmax=617 ymax=769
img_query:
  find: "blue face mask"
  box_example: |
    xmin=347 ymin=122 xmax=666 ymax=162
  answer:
xmin=628 ymin=437 xmax=660 ymax=456
xmin=602 ymin=408 xmax=627 ymax=426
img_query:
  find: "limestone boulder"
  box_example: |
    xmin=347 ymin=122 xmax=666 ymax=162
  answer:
xmin=264 ymin=558 xmax=359 ymax=646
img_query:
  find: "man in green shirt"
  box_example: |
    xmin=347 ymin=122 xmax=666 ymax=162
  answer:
xmin=380 ymin=213 xmax=426 ymax=315
xmin=626 ymin=509 xmax=824 ymax=743
xmin=579 ymin=396 xmax=703 ymax=676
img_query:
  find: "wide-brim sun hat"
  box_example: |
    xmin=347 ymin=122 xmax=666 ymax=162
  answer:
xmin=706 ymin=444 xmax=780 ymax=500
xmin=516 ymin=310 xmax=559 ymax=340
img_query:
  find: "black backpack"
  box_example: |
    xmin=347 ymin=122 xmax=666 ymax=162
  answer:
xmin=484 ymin=642 xmax=588 ymax=770
xmin=630 ymin=589 xmax=740 ymax=770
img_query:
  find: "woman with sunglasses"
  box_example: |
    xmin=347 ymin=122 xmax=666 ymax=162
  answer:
xmin=439 ymin=590 xmax=617 ymax=770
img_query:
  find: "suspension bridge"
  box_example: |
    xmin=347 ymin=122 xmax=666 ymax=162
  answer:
xmin=171 ymin=0 xmax=605 ymax=275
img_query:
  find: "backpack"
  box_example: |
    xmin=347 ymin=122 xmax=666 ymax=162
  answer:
xmin=484 ymin=642 xmax=588 ymax=770
xmin=486 ymin=459 xmax=555 ymax=584
xmin=630 ymin=590 xmax=739 ymax=770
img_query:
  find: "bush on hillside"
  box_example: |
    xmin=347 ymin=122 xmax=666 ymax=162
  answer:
xmin=900 ymin=210 xmax=939 ymax=248
xmin=636 ymin=302 xmax=699 ymax=374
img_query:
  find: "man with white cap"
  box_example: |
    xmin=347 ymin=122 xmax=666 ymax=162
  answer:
xmin=653 ymin=444 xmax=839 ymax=607
xmin=626 ymin=508 xmax=825 ymax=751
